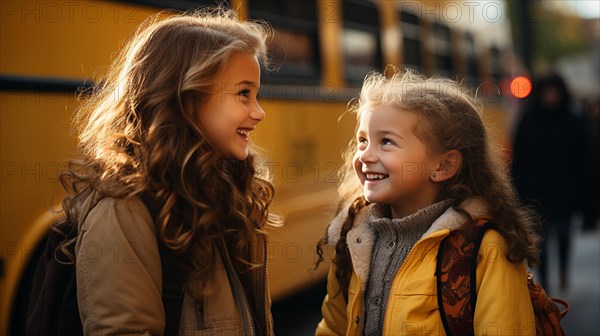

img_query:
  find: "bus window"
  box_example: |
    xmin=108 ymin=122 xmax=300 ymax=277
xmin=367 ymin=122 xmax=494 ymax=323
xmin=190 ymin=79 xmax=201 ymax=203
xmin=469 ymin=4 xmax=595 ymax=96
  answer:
xmin=465 ymin=32 xmax=479 ymax=87
xmin=433 ymin=22 xmax=453 ymax=78
xmin=248 ymin=0 xmax=320 ymax=85
xmin=400 ymin=10 xmax=421 ymax=72
xmin=342 ymin=0 xmax=381 ymax=86
xmin=490 ymin=45 xmax=502 ymax=87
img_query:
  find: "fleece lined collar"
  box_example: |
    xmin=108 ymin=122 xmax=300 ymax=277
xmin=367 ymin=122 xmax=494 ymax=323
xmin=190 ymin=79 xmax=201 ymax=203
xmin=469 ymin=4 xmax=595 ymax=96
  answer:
xmin=326 ymin=198 xmax=490 ymax=288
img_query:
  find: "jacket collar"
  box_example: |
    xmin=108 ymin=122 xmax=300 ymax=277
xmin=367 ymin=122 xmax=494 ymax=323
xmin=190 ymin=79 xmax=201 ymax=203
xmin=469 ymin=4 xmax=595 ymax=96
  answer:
xmin=327 ymin=198 xmax=490 ymax=246
xmin=326 ymin=198 xmax=490 ymax=288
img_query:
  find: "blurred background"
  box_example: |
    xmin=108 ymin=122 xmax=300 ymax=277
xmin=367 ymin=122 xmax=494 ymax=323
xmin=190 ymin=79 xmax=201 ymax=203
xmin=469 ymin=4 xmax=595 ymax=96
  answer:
xmin=1 ymin=0 xmax=598 ymax=335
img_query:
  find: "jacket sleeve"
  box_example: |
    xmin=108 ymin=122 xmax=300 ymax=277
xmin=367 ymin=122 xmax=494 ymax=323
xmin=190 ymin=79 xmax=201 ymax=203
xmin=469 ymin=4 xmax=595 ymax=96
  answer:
xmin=474 ymin=229 xmax=536 ymax=336
xmin=75 ymin=197 xmax=165 ymax=335
xmin=315 ymin=262 xmax=348 ymax=336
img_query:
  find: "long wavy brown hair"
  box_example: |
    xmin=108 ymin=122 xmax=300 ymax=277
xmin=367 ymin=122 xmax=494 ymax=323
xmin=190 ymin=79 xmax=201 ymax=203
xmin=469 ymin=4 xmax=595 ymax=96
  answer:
xmin=55 ymin=7 xmax=278 ymax=295
xmin=315 ymin=68 xmax=541 ymax=297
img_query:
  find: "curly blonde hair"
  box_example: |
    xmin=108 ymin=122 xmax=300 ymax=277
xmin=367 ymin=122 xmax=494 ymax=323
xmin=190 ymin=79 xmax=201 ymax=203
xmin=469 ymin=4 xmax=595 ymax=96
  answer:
xmin=57 ymin=7 xmax=276 ymax=294
xmin=316 ymin=68 xmax=540 ymax=296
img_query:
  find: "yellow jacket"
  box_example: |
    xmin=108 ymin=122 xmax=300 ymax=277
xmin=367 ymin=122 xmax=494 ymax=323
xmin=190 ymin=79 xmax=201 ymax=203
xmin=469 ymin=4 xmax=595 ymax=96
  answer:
xmin=316 ymin=199 xmax=535 ymax=336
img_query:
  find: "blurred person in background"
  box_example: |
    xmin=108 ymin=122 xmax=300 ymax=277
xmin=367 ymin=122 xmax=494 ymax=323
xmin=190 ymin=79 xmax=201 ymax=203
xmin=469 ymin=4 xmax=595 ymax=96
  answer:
xmin=581 ymin=97 xmax=600 ymax=232
xmin=511 ymin=73 xmax=587 ymax=292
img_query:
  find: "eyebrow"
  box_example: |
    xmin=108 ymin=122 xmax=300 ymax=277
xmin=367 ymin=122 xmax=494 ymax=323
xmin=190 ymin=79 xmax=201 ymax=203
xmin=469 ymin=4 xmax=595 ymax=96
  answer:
xmin=379 ymin=130 xmax=405 ymax=140
xmin=356 ymin=129 xmax=405 ymax=140
xmin=235 ymin=80 xmax=259 ymax=88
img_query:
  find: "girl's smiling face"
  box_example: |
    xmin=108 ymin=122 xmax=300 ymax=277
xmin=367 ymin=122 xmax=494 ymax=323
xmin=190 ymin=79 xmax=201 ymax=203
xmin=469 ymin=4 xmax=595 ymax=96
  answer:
xmin=354 ymin=104 xmax=443 ymax=218
xmin=197 ymin=52 xmax=265 ymax=160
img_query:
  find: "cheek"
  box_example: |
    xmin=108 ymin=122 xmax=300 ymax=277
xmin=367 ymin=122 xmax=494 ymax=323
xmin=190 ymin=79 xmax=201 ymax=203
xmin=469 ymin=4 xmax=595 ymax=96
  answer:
xmin=201 ymin=100 xmax=229 ymax=127
xmin=353 ymin=153 xmax=364 ymax=180
xmin=197 ymin=109 xmax=226 ymax=144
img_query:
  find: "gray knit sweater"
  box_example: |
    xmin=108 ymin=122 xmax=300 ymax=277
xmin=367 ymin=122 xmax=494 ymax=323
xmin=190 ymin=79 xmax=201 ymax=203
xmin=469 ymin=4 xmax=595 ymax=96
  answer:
xmin=362 ymin=200 xmax=452 ymax=336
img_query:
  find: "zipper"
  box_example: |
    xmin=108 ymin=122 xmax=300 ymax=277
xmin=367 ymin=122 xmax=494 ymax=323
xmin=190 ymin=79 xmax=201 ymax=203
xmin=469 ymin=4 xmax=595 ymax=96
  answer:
xmin=217 ymin=235 xmax=256 ymax=336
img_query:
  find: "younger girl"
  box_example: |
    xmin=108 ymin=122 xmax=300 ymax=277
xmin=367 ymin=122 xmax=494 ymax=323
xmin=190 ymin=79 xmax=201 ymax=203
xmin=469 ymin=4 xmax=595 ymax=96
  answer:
xmin=315 ymin=69 xmax=540 ymax=335
xmin=56 ymin=8 xmax=276 ymax=335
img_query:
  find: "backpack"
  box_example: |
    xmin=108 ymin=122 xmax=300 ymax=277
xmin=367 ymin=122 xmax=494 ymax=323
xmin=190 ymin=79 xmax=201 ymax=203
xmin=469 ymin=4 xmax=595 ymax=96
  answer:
xmin=436 ymin=219 xmax=570 ymax=336
xmin=25 ymin=195 xmax=187 ymax=336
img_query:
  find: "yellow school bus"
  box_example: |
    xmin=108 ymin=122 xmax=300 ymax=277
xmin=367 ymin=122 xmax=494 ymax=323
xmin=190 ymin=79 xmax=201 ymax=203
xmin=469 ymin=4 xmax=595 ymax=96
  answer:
xmin=1 ymin=1 xmax=516 ymax=334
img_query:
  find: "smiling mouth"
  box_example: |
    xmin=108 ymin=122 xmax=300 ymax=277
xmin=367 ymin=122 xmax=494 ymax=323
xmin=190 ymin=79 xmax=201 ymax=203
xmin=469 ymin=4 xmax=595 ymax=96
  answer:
xmin=365 ymin=173 xmax=389 ymax=181
xmin=236 ymin=129 xmax=250 ymax=141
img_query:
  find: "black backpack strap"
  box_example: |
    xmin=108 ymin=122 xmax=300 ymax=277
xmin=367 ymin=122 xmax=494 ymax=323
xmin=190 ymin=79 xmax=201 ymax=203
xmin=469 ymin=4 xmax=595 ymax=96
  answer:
xmin=436 ymin=220 xmax=493 ymax=336
xmin=139 ymin=193 xmax=187 ymax=335
xmin=159 ymin=242 xmax=187 ymax=336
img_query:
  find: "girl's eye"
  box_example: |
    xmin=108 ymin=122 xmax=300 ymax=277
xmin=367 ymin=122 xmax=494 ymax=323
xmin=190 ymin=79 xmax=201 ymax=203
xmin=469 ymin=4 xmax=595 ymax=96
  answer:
xmin=239 ymin=88 xmax=251 ymax=98
xmin=357 ymin=137 xmax=367 ymax=144
xmin=382 ymin=138 xmax=395 ymax=145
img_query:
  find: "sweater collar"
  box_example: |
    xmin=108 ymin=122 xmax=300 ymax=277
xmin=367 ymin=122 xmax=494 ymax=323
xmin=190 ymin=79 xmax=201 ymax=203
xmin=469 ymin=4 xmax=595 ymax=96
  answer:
xmin=327 ymin=198 xmax=490 ymax=246
xmin=367 ymin=200 xmax=453 ymax=237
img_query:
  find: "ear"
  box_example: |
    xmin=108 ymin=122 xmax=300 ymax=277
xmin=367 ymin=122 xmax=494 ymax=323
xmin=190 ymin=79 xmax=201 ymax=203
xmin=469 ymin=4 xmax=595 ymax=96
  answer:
xmin=431 ymin=150 xmax=462 ymax=182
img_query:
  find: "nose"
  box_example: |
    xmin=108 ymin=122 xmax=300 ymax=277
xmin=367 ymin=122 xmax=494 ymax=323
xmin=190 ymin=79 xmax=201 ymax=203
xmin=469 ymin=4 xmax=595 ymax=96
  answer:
xmin=250 ymin=102 xmax=266 ymax=122
xmin=358 ymin=144 xmax=377 ymax=164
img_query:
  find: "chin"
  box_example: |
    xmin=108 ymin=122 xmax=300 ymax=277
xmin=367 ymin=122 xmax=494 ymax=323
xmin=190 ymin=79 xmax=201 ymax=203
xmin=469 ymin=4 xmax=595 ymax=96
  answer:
xmin=233 ymin=150 xmax=249 ymax=161
xmin=362 ymin=192 xmax=379 ymax=204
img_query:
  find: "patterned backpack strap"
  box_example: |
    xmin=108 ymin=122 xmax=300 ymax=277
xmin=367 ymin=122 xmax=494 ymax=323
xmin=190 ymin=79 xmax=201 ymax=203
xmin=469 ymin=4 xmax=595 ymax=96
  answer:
xmin=436 ymin=218 xmax=493 ymax=336
xmin=527 ymin=272 xmax=569 ymax=336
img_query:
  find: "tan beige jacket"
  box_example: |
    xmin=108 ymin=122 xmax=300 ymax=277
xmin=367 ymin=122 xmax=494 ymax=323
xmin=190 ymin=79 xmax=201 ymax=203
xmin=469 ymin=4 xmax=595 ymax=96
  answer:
xmin=74 ymin=195 xmax=274 ymax=335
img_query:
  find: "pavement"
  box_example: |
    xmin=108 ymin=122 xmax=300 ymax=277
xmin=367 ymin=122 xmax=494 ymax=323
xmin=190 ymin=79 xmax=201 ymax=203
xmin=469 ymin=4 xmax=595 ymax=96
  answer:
xmin=549 ymin=223 xmax=600 ymax=336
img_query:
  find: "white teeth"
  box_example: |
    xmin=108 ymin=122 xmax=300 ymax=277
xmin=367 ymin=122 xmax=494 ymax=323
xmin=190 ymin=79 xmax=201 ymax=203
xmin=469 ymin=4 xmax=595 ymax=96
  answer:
xmin=366 ymin=173 xmax=387 ymax=180
xmin=237 ymin=129 xmax=249 ymax=136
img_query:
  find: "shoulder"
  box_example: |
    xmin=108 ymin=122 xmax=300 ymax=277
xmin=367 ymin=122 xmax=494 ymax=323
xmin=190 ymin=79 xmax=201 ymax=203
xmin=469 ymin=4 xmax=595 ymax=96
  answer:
xmin=480 ymin=227 xmax=505 ymax=243
xmin=473 ymin=228 xmax=534 ymax=333
xmin=477 ymin=227 xmax=524 ymax=274
xmin=75 ymin=195 xmax=165 ymax=334
xmin=326 ymin=203 xmax=372 ymax=246
xmin=475 ymin=227 xmax=529 ymax=296
xmin=87 ymin=195 xmax=151 ymax=220
xmin=80 ymin=195 xmax=155 ymax=239
xmin=479 ymin=227 xmax=508 ymax=259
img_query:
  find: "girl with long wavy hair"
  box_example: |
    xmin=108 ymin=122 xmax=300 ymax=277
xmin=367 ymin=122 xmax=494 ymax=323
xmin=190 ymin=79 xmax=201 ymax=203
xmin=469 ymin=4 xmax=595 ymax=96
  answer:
xmin=54 ymin=8 xmax=277 ymax=335
xmin=314 ymin=69 xmax=541 ymax=335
